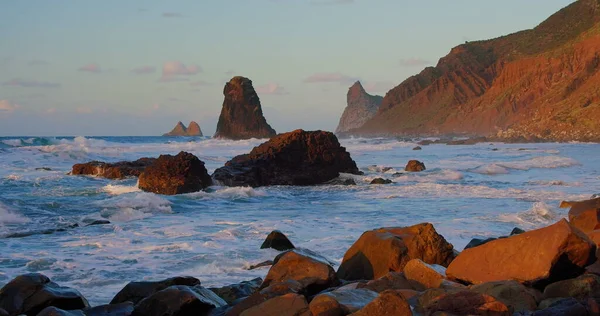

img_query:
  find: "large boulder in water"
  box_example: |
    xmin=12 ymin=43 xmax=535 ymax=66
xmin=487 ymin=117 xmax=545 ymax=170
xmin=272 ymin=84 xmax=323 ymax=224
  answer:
xmin=212 ymin=129 xmax=361 ymax=187
xmin=71 ymin=158 xmax=156 ymax=179
xmin=0 ymin=273 xmax=89 ymax=316
xmin=405 ymin=160 xmax=426 ymax=172
xmin=111 ymin=276 xmax=201 ymax=305
xmin=335 ymin=81 xmax=383 ymax=134
xmin=337 ymin=223 xmax=455 ymax=281
xmin=260 ymin=230 xmax=295 ymax=251
xmin=446 ymin=219 xmax=596 ymax=287
xmin=138 ymin=152 xmax=212 ymax=195
xmin=213 ymin=76 xmax=276 ymax=140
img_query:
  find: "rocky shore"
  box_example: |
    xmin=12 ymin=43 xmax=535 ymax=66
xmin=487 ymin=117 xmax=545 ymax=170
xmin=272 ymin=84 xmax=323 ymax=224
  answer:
xmin=1 ymin=196 xmax=599 ymax=315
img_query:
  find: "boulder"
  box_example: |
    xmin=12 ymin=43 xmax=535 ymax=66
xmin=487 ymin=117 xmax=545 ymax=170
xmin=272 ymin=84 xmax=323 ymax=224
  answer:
xmin=568 ymin=197 xmax=600 ymax=233
xmin=522 ymin=297 xmax=589 ymax=316
xmin=209 ymin=278 xmax=262 ymax=305
xmin=543 ymin=274 xmax=600 ymax=301
xmin=425 ymin=290 xmax=510 ymax=316
xmin=446 ymin=219 xmax=596 ymax=287
xmin=350 ymin=290 xmax=413 ymax=316
xmin=369 ymin=178 xmax=392 ymax=185
xmin=360 ymin=272 xmax=414 ymax=293
xmin=335 ymin=81 xmax=383 ymax=134
xmin=260 ymin=230 xmax=295 ymax=251
xmin=260 ymin=249 xmax=338 ymax=296
xmin=337 ymin=223 xmax=455 ymax=281
xmin=214 ymin=76 xmax=276 ymax=140
xmin=412 ymin=146 xmax=422 ymax=151
xmin=464 ymin=237 xmax=497 ymax=250
xmin=37 ymin=302 xmax=134 ymax=316
xmin=403 ymin=259 xmax=447 ymax=291
xmin=111 ymin=276 xmax=200 ymax=305
xmin=404 ymin=160 xmax=425 ymax=172
xmin=238 ymin=293 xmax=310 ymax=316
xmin=71 ymin=158 xmax=156 ymax=179
xmin=471 ymin=281 xmax=539 ymax=313
xmin=132 ymin=285 xmax=225 ymax=316
xmin=325 ymin=178 xmax=357 ymax=186
xmin=309 ymin=288 xmax=379 ymax=316
xmin=0 ymin=273 xmax=89 ymax=316
xmin=138 ymin=152 xmax=212 ymax=195
xmin=163 ymin=121 xmax=203 ymax=137
xmin=225 ymin=280 xmax=303 ymax=316
xmin=213 ymin=129 xmax=360 ymax=187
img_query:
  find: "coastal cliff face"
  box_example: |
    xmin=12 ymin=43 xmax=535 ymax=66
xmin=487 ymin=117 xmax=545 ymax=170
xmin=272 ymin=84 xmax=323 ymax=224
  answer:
xmin=354 ymin=0 xmax=600 ymax=141
xmin=214 ymin=76 xmax=276 ymax=140
xmin=163 ymin=121 xmax=203 ymax=137
xmin=335 ymin=81 xmax=383 ymax=133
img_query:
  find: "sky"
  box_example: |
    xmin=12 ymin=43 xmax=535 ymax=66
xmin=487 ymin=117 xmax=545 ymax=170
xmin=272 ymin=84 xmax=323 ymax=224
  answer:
xmin=0 ymin=0 xmax=576 ymax=136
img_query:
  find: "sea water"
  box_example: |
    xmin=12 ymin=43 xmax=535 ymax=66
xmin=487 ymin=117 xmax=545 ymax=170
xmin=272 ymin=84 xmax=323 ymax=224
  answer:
xmin=0 ymin=136 xmax=597 ymax=305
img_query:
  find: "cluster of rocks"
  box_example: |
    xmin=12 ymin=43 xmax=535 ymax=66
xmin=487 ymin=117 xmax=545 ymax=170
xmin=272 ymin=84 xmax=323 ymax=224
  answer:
xmin=3 ymin=196 xmax=600 ymax=315
xmin=163 ymin=121 xmax=203 ymax=137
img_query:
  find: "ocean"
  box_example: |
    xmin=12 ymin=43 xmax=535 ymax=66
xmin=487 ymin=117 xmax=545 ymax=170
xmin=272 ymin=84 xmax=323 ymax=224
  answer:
xmin=0 ymin=136 xmax=597 ymax=305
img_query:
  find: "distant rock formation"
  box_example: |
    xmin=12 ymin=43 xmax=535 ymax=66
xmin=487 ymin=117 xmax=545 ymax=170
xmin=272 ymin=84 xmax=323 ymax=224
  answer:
xmin=163 ymin=121 xmax=203 ymax=137
xmin=214 ymin=76 xmax=276 ymax=140
xmin=335 ymin=81 xmax=383 ymax=134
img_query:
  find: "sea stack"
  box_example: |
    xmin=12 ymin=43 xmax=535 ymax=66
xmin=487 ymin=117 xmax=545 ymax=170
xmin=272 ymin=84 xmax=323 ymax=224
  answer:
xmin=335 ymin=81 xmax=383 ymax=134
xmin=163 ymin=121 xmax=203 ymax=137
xmin=213 ymin=76 xmax=276 ymax=140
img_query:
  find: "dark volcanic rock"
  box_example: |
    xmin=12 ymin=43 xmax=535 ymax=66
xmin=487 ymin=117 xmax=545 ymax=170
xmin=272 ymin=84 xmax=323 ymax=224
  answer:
xmin=208 ymin=278 xmax=262 ymax=305
xmin=405 ymin=160 xmax=426 ymax=172
xmin=71 ymin=158 xmax=156 ymax=180
xmin=111 ymin=276 xmax=201 ymax=305
xmin=260 ymin=230 xmax=295 ymax=251
xmin=0 ymin=273 xmax=89 ymax=316
xmin=335 ymin=81 xmax=383 ymax=134
xmin=138 ymin=152 xmax=212 ymax=195
xmin=131 ymin=285 xmax=225 ymax=316
xmin=212 ymin=129 xmax=360 ymax=187
xmin=213 ymin=76 xmax=276 ymax=140
xmin=370 ymin=178 xmax=393 ymax=185
xmin=37 ymin=302 xmax=134 ymax=316
xmin=163 ymin=121 xmax=203 ymax=137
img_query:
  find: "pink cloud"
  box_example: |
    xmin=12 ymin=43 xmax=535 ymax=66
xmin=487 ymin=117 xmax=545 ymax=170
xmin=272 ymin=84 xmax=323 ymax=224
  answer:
xmin=0 ymin=100 xmax=19 ymax=113
xmin=160 ymin=61 xmax=202 ymax=82
xmin=256 ymin=83 xmax=289 ymax=95
xmin=399 ymin=58 xmax=431 ymax=67
xmin=78 ymin=63 xmax=102 ymax=73
xmin=132 ymin=66 xmax=156 ymax=74
xmin=3 ymin=78 xmax=61 ymax=88
xmin=303 ymin=72 xmax=358 ymax=84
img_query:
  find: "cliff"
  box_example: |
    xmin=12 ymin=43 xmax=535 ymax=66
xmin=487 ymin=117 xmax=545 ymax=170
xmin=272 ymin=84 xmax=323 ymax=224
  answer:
xmin=163 ymin=121 xmax=203 ymax=137
xmin=214 ymin=76 xmax=277 ymax=140
xmin=335 ymin=81 xmax=383 ymax=133
xmin=353 ymin=0 xmax=600 ymax=142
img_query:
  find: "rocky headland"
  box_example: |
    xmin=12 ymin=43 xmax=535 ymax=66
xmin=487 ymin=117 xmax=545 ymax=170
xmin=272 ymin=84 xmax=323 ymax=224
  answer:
xmin=335 ymin=81 xmax=383 ymax=134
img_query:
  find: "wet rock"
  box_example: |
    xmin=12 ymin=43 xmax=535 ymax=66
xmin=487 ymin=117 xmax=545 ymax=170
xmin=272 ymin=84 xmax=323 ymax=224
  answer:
xmin=238 ymin=293 xmax=309 ymax=316
xmin=138 ymin=151 xmax=212 ymax=195
xmin=111 ymin=276 xmax=201 ymax=305
xmin=214 ymin=76 xmax=276 ymax=140
xmin=568 ymin=197 xmax=600 ymax=233
xmin=213 ymin=129 xmax=360 ymax=187
xmin=543 ymin=274 xmax=600 ymax=301
xmin=412 ymin=146 xmax=422 ymax=150
xmin=404 ymin=160 xmax=425 ymax=172
xmin=309 ymin=288 xmax=378 ymax=316
xmin=360 ymin=272 xmax=414 ymax=293
xmin=425 ymin=290 xmax=510 ymax=315
xmin=209 ymin=278 xmax=262 ymax=305
xmin=260 ymin=230 xmax=295 ymax=251
xmin=447 ymin=219 xmax=595 ymax=287
xmin=71 ymin=158 xmax=156 ymax=180
xmin=35 ymin=167 xmax=52 ymax=171
xmin=403 ymin=259 xmax=447 ymax=291
xmin=350 ymin=290 xmax=413 ymax=316
xmin=260 ymin=249 xmax=338 ymax=296
xmin=471 ymin=280 xmax=539 ymax=314
xmin=337 ymin=223 xmax=455 ymax=281
xmin=37 ymin=302 xmax=134 ymax=316
xmin=0 ymin=273 xmax=89 ymax=316
xmin=464 ymin=237 xmax=497 ymax=250
xmin=246 ymin=260 xmax=273 ymax=270
xmin=85 ymin=220 xmax=110 ymax=227
xmin=325 ymin=178 xmax=357 ymax=186
xmin=369 ymin=178 xmax=392 ymax=185
xmin=132 ymin=285 xmax=225 ymax=316
xmin=510 ymin=227 xmax=526 ymax=235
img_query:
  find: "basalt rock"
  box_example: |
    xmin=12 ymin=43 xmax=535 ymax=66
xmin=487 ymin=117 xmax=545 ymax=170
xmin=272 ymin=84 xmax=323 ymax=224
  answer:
xmin=138 ymin=152 xmax=212 ymax=195
xmin=111 ymin=276 xmax=201 ymax=305
xmin=260 ymin=230 xmax=295 ymax=251
xmin=335 ymin=81 xmax=383 ymax=134
xmin=213 ymin=129 xmax=360 ymax=187
xmin=162 ymin=121 xmax=203 ymax=137
xmin=131 ymin=285 xmax=225 ymax=316
xmin=71 ymin=158 xmax=156 ymax=180
xmin=214 ymin=76 xmax=276 ymax=140
xmin=37 ymin=302 xmax=134 ymax=316
xmin=208 ymin=278 xmax=262 ymax=305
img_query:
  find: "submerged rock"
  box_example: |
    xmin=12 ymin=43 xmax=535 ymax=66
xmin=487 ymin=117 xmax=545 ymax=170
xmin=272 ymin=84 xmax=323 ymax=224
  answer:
xmin=214 ymin=76 xmax=276 ymax=140
xmin=138 ymin=152 xmax=212 ymax=195
xmin=370 ymin=178 xmax=393 ymax=185
xmin=71 ymin=158 xmax=156 ymax=179
xmin=213 ymin=129 xmax=360 ymax=187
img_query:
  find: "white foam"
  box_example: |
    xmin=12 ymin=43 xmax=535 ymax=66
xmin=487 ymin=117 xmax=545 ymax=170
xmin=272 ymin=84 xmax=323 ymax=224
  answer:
xmin=499 ymin=156 xmax=579 ymax=170
xmin=472 ymin=164 xmax=510 ymax=175
xmin=185 ymin=187 xmax=268 ymax=199
xmin=393 ymin=170 xmax=464 ymax=182
xmin=1 ymin=139 xmax=23 ymax=147
xmin=102 ymin=184 xmax=141 ymax=195
xmin=527 ymin=180 xmax=581 ymax=186
xmin=0 ymin=203 xmax=30 ymax=224
xmin=97 ymin=192 xmax=172 ymax=222
xmin=495 ymin=202 xmax=561 ymax=227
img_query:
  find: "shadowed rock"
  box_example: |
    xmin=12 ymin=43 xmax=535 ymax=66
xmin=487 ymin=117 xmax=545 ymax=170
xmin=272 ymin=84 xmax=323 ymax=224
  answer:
xmin=131 ymin=285 xmax=225 ymax=316
xmin=405 ymin=160 xmax=426 ymax=172
xmin=71 ymin=158 xmax=156 ymax=179
xmin=260 ymin=230 xmax=295 ymax=251
xmin=138 ymin=152 xmax=212 ymax=195
xmin=350 ymin=290 xmax=413 ymax=316
xmin=209 ymin=278 xmax=262 ymax=305
xmin=424 ymin=290 xmax=510 ymax=316
xmin=37 ymin=302 xmax=134 ymax=316
xmin=309 ymin=288 xmax=379 ymax=316
xmin=111 ymin=276 xmax=200 ymax=305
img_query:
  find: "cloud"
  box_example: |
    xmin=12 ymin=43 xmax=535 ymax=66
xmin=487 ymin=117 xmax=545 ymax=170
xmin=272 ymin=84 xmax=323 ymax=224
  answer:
xmin=363 ymin=81 xmax=395 ymax=93
xmin=28 ymin=60 xmax=49 ymax=66
xmin=46 ymin=107 xmax=57 ymax=114
xmin=78 ymin=63 xmax=102 ymax=73
xmin=162 ymin=12 xmax=184 ymax=18
xmin=256 ymin=83 xmax=289 ymax=95
xmin=160 ymin=61 xmax=202 ymax=81
xmin=190 ymin=80 xmax=212 ymax=87
xmin=76 ymin=107 xmax=93 ymax=114
xmin=303 ymin=72 xmax=358 ymax=84
xmin=0 ymin=100 xmax=19 ymax=113
xmin=3 ymin=78 xmax=61 ymax=88
xmin=131 ymin=66 xmax=156 ymax=75
xmin=311 ymin=0 xmax=354 ymax=4
xmin=399 ymin=58 xmax=432 ymax=67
